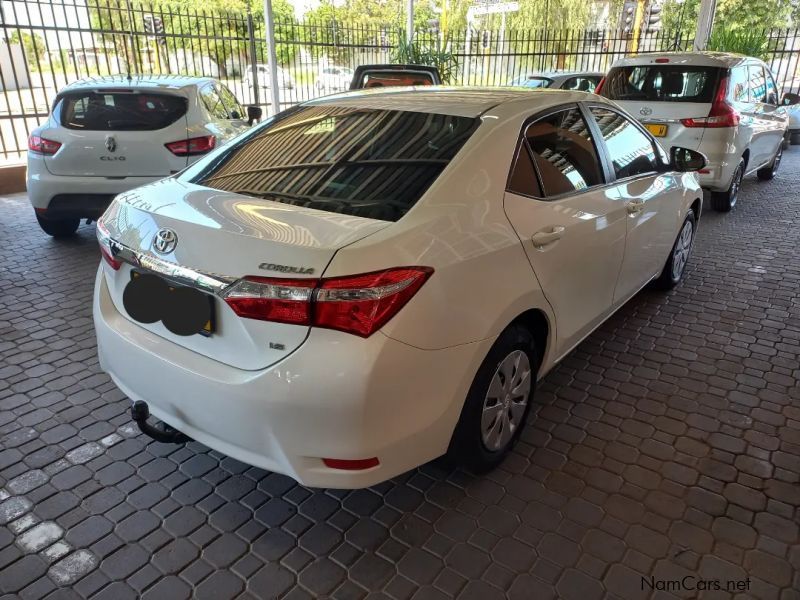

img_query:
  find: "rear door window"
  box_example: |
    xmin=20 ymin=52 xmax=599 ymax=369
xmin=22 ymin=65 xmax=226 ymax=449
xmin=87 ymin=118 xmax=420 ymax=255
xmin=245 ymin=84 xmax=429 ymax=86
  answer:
xmin=589 ymin=107 xmax=659 ymax=179
xmin=523 ymin=107 xmax=604 ymax=197
xmin=601 ymin=65 xmax=721 ymax=102
xmin=765 ymin=69 xmax=779 ymax=104
xmin=59 ymin=92 xmax=187 ymax=130
xmin=730 ymin=66 xmax=750 ymax=102
xmin=218 ymin=85 xmax=245 ymax=120
xmin=200 ymin=84 xmax=229 ymax=119
xmin=192 ymin=106 xmax=479 ymax=221
xmin=563 ymin=76 xmax=600 ymax=92
xmin=748 ymin=65 xmax=767 ymax=103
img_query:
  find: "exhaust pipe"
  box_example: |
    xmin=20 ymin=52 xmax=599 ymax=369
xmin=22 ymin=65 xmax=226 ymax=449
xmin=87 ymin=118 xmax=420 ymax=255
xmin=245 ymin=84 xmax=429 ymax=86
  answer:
xmin=130 ymin=401 xmax=192 ymax=444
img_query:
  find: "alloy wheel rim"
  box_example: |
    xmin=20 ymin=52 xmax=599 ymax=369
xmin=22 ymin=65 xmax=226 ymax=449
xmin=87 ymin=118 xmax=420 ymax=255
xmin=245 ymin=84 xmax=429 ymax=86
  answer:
xmin=481 ymin=350 xmax=532 ymax=451
xmin=671 ymin=219 xmax=694 ymax=281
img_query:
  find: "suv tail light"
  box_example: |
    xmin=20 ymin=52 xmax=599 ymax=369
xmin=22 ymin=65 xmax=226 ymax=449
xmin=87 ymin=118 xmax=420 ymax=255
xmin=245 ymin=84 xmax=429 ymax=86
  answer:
xmin=594 ymin=77 xmax=605 ymax=95
xmin=680 ymin=75 xmax=739 ymax=128
xmin=165 ymin=135 xmax=216 ymax=156
xmin=28 ymin=135 xmax=62 ymax=155
xmin=222 ymin=267 xmax=433 ymax=337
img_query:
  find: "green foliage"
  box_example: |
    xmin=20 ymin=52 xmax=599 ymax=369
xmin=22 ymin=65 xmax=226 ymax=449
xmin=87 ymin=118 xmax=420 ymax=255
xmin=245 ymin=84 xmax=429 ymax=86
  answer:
xmin=663 ymin=0 xmax=794 ymax=38
xmin=707 ymin=26 xmax=769 ymax=59
xmin=8 ymin=31 xmax=46 ymax=69
xmin=392 ymin=35 xmax=458 ymax=83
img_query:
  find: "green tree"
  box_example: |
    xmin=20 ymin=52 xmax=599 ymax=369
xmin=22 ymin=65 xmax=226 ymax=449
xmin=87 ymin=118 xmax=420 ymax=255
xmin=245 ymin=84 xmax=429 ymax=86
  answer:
xmin=9 ymin=31 xmax=46 ymax=70
xmin=663 ymin=0 xmax=794 ymax=38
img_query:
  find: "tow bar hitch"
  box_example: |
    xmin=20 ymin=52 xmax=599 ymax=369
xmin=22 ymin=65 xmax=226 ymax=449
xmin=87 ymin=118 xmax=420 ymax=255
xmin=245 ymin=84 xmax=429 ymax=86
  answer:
xmin=131 ymin=401 xmax=192 ymax=444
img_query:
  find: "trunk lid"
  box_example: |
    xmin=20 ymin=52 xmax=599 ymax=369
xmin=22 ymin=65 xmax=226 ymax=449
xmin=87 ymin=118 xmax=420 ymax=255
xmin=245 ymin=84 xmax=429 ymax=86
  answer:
xmin=612 ymin=100 xmax=712 ymax=151
xmin=45 ymin=89 xmax=190 ymax=177
xmin=100 ymin=179 xmax=390 ymax=370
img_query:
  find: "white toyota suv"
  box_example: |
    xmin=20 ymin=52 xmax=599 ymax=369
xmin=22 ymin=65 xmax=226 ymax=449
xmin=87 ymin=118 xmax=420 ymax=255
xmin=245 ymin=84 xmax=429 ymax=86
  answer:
xmin=599 ymin=52 xmax=788 ymax=211
xmin=94 ymin=88 xmax=706 ymax=488
xmin=27 ymin=75 xmax=259 ymax=237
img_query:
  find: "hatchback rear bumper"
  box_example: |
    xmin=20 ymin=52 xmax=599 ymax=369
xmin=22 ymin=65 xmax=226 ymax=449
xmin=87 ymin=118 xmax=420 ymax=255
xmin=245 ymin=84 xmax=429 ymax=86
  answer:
xmin=93 ymin=267 xmax=491 ymax=488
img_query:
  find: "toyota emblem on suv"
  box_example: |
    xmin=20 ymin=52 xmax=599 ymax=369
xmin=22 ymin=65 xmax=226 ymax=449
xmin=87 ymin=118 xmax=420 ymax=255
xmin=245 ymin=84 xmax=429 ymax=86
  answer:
xmin=639 ymin=107 xmax=653 ymax=116
xmin=105 ymin=135 xmax=117 ymax=153
xmin=152 ymin=228 xmax=178 ymax=254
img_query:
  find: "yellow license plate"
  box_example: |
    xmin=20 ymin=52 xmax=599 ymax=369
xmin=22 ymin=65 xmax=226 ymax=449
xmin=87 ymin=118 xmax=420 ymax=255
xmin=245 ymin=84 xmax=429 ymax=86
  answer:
xmin=645 ymin=123 xmax=668 ymax=137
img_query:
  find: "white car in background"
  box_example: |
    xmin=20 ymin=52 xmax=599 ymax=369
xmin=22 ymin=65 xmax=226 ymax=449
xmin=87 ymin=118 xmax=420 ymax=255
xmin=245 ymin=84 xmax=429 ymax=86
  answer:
xmin=599 ymin=51 xmax=788 ymax=211
xmin=508 ymin=71 xmax=604 ymax=92
xmin=27 ymin=75 xmax=259 ymax=237
xmin=243 ymin=64 xmax=295 ymax=89
xmin=316 ymin=66 xmax=354 ymax=93
xmin=94 ymin=88 xmax=705 ymax=488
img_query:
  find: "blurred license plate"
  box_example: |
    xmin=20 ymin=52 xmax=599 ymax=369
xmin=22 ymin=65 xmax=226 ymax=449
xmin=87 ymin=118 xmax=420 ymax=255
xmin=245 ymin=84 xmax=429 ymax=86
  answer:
xmin=127 ymin=271 xmax=215 ymax=336
xmin=645 ymin=124 xmax=668 ymax=137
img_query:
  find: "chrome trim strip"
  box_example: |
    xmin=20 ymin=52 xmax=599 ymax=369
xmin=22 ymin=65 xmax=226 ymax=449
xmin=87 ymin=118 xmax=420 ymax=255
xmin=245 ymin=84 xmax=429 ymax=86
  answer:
xmin=97 ymin=228 xmax=236 ymax=295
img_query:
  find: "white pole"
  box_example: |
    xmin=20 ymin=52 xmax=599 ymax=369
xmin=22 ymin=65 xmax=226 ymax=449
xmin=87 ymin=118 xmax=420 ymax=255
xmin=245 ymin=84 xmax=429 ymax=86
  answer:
xmin=694 ymin=0 xmax=716 ymax=51
xmin=263 ymin=0 xmax=281 ymax=116
xmin=406 ymin=0 xmax=414 ymax=44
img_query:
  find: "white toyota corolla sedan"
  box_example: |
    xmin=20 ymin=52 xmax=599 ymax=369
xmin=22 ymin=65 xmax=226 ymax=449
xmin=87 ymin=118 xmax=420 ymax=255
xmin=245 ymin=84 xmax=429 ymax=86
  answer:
xmin=94 ymin=88 xmax=705 ymax=488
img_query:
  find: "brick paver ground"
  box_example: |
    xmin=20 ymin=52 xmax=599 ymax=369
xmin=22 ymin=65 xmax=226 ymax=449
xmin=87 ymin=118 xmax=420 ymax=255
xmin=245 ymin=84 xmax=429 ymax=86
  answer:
xmin=1 ymin=151 xmax=799 ymax=600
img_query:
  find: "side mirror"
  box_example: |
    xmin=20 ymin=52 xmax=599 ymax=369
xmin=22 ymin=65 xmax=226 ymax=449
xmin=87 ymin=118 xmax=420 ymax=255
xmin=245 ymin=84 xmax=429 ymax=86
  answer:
xmin=247 ymin=105 xmax=263 ymax=126
xmin=782 ymin=92 xmax=800 ymax=106
xmin=671 ymin=147 xmax=707 ymax=173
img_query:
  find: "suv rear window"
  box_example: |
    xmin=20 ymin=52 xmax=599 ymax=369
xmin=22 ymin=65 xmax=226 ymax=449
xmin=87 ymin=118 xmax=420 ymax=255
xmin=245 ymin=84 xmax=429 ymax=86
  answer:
xmin=601 ymin=65 xmax=721 ymax=103
xmin=59 ymin=92 xmax=187 ymax=130
xmin=357 ymin=71 xmax=436 ymax=88
xmin=193 ymin=106 xmax=479 ymax=221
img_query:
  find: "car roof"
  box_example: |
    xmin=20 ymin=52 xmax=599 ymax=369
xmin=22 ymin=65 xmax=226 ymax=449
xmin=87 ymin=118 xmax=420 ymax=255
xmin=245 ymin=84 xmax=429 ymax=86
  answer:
xmin=305 ymin=86 xmax=611 ymax=118
xmin=60 ymin=74 xmax=216 ymax=93
xmin=612 ymin=51 xmax=755 ymax=69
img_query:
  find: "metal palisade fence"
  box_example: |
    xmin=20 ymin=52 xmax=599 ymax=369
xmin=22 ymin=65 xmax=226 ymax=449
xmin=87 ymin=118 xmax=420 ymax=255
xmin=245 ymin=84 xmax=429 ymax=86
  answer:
xmin=2 ymin=0 xmax=800 ymax=163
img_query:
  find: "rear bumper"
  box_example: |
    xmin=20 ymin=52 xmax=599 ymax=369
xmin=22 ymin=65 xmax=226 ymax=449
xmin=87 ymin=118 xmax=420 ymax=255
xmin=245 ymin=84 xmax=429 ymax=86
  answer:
xmin=93 ymin=267 xmax=491 ymax=488
xmin=27 ymin=163 xmax=163 ymax=216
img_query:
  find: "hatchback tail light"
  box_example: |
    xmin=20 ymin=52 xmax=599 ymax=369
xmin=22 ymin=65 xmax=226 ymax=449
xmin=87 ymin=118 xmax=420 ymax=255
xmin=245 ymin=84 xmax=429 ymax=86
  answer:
xmin=680 ymin=75 xmax=739 ymax=128
xmin=28 ymin=135 xmax=62 ymax=155
xmin=222 ymin=267 xmax=433 ymax=337
xmin=164 ymin=135 xmax=216 ymax=156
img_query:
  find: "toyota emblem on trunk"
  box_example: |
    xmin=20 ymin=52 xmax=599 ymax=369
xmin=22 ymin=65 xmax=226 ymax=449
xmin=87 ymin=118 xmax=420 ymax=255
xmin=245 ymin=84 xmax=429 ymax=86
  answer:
xmin=105 ymin=135 xmax=117 ymax=153
xmin=639 ymin=107 xmax=653 ymax=116
xmin=152 ymin=228 xmax=178 ymax=254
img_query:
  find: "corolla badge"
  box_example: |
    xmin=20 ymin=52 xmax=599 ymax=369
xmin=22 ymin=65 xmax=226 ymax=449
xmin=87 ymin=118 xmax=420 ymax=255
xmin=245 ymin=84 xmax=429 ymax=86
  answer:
xmin=152 ymin=228 xmax=178 ymax=254
xmin=105 ymin=135 xmax=116 ymax=153
xmin=639 ymin=106 xmax=653 ymax=116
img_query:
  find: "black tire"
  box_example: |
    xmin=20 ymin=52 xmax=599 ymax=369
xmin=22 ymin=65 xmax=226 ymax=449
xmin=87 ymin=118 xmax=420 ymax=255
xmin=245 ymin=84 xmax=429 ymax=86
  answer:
xmin=36 ymin=214 xmax=80 ymax=238
xmin=446 ymin=324 xmax=538 ymax=473
xmin=710 ymin=159 xmax=744 ymax=212
xmin=654 ymin=211 xmax=696 ymax=290
xmin=757 ymin=144 xmax=782 ymax=180
xmin=791 ymin=131 xmax=800 ymax=145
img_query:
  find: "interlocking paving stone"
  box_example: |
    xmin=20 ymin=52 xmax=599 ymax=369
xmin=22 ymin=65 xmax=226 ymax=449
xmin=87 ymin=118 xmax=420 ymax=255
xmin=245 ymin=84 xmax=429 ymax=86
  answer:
xmin=1 ymin=158 xmax=800 ymax=598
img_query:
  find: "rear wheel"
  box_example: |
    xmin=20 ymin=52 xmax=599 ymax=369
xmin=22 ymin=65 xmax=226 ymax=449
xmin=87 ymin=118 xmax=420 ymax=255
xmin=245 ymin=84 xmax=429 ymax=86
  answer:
xmin=447 ymin=324 xmax=537 ymax=472
xmin=757 ymin=144 xmax=782 ymax=180
xmin=710 ymin=159 xmax=743 ymax=212
xmin=36 ymin=214 xmax=80 ymax=238
xmin=654 ymin=212 xmax=696 ymax=290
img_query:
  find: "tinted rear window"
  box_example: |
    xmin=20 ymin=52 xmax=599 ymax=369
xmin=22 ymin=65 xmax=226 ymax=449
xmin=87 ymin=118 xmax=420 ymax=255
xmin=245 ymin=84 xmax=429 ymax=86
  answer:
xmin=357 ymin=71 xmax=436 ymax=88
xmin=59 ymin=92 xmax=187 ymax=130
xmin=601 ymin=65 xmax=721 ymax=102
xmin=193 ymin=106 xmax=479 ymax=221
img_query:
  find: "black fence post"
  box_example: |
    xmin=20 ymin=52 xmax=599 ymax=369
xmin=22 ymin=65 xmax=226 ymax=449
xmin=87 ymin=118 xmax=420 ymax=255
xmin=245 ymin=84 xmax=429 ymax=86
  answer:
xmin=247 ymin=7 xmax=260 ymax=108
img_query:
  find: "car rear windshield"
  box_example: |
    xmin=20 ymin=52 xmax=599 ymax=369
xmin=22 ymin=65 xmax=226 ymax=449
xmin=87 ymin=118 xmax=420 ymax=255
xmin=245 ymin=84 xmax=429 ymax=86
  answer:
xmin=193 ymin=105 xmax=479 ymax=221
xmin=357 ymin=71 xmax=436 ymax=88
xmin=601 ymin=65 xmax=722 ymax=102
xmin=59 ymin=91 xmax=188 ymax=130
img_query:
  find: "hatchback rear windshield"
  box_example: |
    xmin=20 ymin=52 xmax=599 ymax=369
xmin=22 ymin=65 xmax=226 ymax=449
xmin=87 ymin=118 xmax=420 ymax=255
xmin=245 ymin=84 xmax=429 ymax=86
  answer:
xmin=193 ymin=105 xmax=479 ymax=221
xmin=59 ymin=91 xmax=187 ymax=130
xmin=601 ymin=65 xmax=722 ymax=102
xmin=356 ymin=71 xmax=436 ymax=88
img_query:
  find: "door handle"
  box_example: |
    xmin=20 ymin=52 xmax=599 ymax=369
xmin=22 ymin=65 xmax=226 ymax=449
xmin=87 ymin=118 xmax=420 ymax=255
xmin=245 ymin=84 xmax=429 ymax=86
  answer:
xmin=626 ymin=199 xmax=645 ymax=215
xmin=531 ymin=226 xmax=565 ymax=248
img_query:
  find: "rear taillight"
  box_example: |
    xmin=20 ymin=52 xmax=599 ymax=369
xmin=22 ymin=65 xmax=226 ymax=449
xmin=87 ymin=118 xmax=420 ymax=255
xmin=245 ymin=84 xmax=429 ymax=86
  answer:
xmin=594 ymin=77 xmax=605 ymax=95
xmin=680 ymin=75 xmax=739 ymax=128
xmin=28 ymin=135 xmax=62 ymax=155
xmin=96 ymin=219 xmax=121 ymax=270
xmin=222 ymin=267 xmax=433 ymax=337
xmin=164 ymin=135 xmax=216 ymax=156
